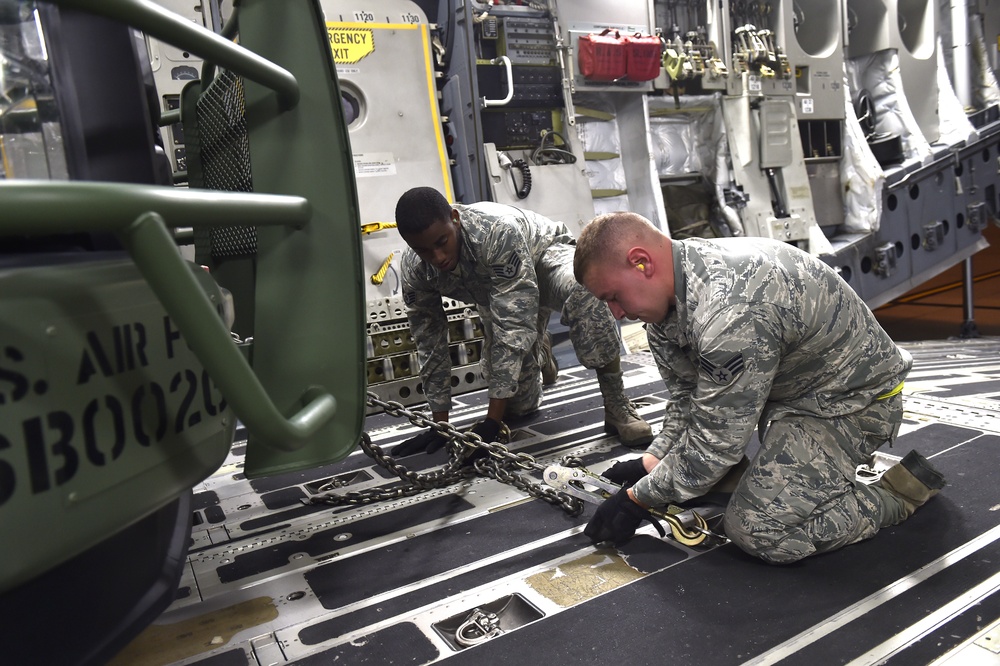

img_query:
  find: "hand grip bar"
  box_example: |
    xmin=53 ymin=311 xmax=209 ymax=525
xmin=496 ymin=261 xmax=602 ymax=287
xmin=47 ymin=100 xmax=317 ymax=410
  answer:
xmin=1 ymin=181 xmax=333 ymax=452
xmin=482 ymin=56 xmax=514 ymax=108
xmin=52 ymin=0 xmax=299 ymax=109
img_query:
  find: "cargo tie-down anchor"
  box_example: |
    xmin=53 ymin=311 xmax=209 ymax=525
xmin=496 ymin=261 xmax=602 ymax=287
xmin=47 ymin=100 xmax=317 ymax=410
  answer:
xmin=455 ymin=608 xmax=503 ymax=647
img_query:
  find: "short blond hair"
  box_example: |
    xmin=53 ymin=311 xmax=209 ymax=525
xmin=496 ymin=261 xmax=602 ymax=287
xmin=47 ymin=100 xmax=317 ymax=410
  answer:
xmin=574 ymin=211 xmax=658 ymax=283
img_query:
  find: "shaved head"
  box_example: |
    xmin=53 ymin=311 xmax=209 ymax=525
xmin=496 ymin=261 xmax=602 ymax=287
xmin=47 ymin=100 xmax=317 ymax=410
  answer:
xmin=574 ymin=211 xmax=661 ymax=284
xmin=574 ymin=211 xmax=675 ymax=323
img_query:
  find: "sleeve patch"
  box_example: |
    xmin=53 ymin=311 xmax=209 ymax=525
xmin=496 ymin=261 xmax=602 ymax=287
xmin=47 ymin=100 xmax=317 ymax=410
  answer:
xmin=699 ymin=352 xmax=745 ymax=385
xmin=402 ymin=290 xmax=417 ymax=306
xmin=491 ymin=253 xmax=523 ymax=279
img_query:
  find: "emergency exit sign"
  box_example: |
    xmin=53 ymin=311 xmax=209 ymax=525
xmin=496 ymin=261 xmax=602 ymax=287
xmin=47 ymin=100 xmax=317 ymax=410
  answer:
xmin=327 ymin=26 xmax=375 ymax=64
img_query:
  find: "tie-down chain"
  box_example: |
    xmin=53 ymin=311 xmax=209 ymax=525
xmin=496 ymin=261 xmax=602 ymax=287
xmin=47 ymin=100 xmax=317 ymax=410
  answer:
xmin=308 ymin=393 xmax=725 ymax=547
xmin=306 ymin=392 xmax=584 ymax=515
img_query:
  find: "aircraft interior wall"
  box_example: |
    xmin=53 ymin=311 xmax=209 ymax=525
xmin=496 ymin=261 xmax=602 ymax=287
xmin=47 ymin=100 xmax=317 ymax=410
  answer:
xmin=144 ymin=0 xmax=998 ymax=409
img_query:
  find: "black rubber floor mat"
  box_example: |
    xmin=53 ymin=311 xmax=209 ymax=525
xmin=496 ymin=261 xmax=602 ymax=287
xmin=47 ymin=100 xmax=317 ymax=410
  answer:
xmin=303 ymin=497 xmax=587 ymax=611
xmin=882 ymin=588 xmax=1000 ymax=664
xmin=440 ymin=425 xmax=1000 ymax=665
xmin=291 ymin=622 xmax=439 ymax=665
xmin=299 ymin=539 xmax=586 ymax=645
xmin=188 ymin=649 xmax=249 ymax=666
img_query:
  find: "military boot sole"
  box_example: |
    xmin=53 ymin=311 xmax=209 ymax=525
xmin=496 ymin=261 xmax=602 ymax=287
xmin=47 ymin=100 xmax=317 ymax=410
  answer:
xmin=878 ymin=450 xmax=946 ymax=523
xmin=899 ymin=450 xmax=946 ymax=490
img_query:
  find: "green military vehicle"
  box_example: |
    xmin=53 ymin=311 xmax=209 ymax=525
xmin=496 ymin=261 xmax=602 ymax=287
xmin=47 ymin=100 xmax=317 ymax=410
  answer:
xmin=0 ymin=1 xmax=366 ymax=662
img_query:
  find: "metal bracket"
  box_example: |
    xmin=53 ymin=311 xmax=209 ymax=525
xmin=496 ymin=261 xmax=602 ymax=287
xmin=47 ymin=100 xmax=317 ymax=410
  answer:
xmin=874 ymin=242 xmax=898 ymax=278
xmin=967 ymin=201 xmax=988 ymax=233
xmin=922 ymin=221 xmax=944 ymax=251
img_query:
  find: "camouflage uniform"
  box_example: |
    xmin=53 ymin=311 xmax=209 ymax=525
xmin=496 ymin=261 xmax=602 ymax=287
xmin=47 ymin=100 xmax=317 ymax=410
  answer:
xmin=401 ymin=202 xmax=621 ymax=416
xmin=633 ymin=237 xmax=911 ymax=563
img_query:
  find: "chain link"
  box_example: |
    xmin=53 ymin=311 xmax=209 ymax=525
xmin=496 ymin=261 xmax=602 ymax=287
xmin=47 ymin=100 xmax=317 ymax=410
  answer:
xmin=307 ymin=392 xmax=584 ymax=516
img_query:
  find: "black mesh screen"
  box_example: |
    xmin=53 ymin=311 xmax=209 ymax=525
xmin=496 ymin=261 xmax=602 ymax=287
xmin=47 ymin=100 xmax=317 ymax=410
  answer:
xmin=196 ymin=67 xmax=257 ymax=258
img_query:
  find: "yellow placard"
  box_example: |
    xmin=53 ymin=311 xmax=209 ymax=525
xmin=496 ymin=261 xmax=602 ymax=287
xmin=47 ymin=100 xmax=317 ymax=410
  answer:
xmin=327 ymin=25 xmax=375 ymax=64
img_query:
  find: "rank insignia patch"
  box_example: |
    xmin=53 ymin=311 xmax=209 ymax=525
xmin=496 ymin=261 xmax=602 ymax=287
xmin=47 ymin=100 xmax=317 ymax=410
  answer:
xmin=699 ymin=352 xmax=745 ymax=385
xmin=491 ymin=253 xmax=522 ymax=279
xmin=403 ymin=290 xmax=417 ymax=306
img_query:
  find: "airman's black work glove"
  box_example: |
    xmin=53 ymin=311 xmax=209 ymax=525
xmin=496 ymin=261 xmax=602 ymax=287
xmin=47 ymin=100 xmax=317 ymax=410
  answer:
xmin=602 ymin=458 xmax=647 ymax=487
xmin=584 ymin=488 xmax=660 ymax=546
xmin=391 ymin=428 xmax=448 ymax=457
xmin=470 ymin=417 xmax=503 ymax=444
xmin=462 ymin=417 xmax=504 ymax=465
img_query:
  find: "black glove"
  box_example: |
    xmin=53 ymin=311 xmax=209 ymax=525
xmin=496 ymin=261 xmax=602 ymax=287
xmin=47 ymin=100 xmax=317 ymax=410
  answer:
xmin=602 ymin=458 xmax=648 ymax=487
xmin=461 ymin=418 xmax=503 ymax=465
xmin=391 ymin=428 xmax=448 ymax=457
xmin=584 ymin=488 xmax=660 ymax=546
xmin=470 ymin=417 xmax=503 ymax=444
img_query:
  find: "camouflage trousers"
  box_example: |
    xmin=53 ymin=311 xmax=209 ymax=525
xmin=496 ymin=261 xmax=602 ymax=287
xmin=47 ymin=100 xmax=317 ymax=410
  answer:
xmin=722 ymin=394 xmax=903 ymax=564
xmin=478 ymin=242 xmax=622 ymax=417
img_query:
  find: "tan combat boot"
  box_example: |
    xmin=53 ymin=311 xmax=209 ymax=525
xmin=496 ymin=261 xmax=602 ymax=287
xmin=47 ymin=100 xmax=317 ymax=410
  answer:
xmin=878 ymin=450 xmax=946 ymax=526
xmin=597 ymin=370 xmax=653 ymax=448
xmin=539 ymin=330 xmax=558 ymax=386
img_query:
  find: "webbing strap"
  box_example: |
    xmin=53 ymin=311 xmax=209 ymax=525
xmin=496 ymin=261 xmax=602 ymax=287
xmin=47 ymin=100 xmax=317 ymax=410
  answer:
xmin=877 ymin=381 xmax=905 ymax=400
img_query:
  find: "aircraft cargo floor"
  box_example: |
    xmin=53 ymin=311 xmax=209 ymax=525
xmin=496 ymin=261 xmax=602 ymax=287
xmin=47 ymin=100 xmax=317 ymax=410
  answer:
xmin=111 ymin=334 xmax=1000 ymax=666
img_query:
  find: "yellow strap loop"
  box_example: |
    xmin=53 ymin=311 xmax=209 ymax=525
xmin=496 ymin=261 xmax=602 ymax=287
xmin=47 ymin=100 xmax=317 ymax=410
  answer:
xmin=876 ymin=381 xmax=905 ymax=400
